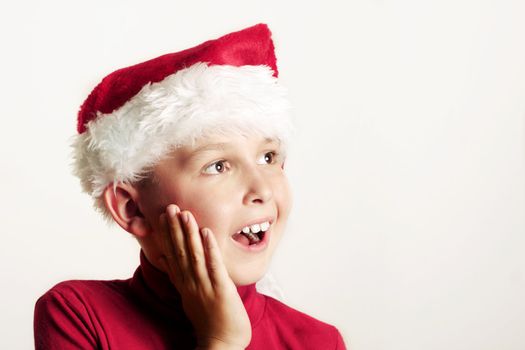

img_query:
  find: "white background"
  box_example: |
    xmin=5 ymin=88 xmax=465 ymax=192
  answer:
xmin=1 ymin=1 xmax=524 ymax=349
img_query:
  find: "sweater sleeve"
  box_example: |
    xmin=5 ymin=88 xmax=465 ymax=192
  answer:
xmin=34 ymin=289 xmax=98 ymax=350
xmin=334 ymin=326 xmax=347 ymax=350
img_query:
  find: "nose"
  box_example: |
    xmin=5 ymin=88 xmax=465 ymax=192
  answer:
xmin=242 ymin=166 xmax=273 ymax=205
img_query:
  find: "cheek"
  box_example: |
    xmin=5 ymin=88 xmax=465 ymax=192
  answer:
xmin=274 ymin=175 xmax=293 ymax=217
xmin=177 ymin=187 xmax=235 ymax=237
xmin=137 ymin=178 xmax=194 ymax=234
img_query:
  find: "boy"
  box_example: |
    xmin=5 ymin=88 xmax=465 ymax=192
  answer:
xmin=34 ymin=23 xmax=347 ymax=349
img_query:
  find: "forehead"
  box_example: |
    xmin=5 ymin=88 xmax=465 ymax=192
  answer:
xmin=189 ymin=134 xmax=279 ymax=153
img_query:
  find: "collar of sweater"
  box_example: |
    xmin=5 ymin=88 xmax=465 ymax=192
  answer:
xmin=129 ymin=250 xmax=266 ymax=329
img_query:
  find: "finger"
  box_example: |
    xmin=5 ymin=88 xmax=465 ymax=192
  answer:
xmin=159 ymin=213 xmax=183 ymax=286
xmin=183 ymin=211 xmax=212 ymax=291
xmin=201 ymin=227 xmax=231 ymax=289
xmin=166 ymin=204 xmax=190 ymax=284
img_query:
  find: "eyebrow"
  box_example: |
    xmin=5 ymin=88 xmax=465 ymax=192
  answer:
xmin=192 ymin=142 xmax=228 ymax=154
xmin=190 ymin=137 xmax=277 ymax=156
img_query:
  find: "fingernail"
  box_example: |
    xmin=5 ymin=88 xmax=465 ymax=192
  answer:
xmin=167 ymin=205 xmax=179 ymax=217
xmin=182 ymin=211 xmax=190 ymax=224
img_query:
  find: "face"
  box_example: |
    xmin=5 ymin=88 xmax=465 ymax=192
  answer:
xmin=136 ymin=133 xmax=292 ymax=286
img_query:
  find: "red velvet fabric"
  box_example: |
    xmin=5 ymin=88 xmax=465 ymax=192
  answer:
xmin=77 ymin=23 xmax=278 ymax=134
xmin=34 ymin=251 xmax=347 ymax=349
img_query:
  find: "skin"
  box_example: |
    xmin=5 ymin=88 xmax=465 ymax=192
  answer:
xmin=103 ymin=132 xmax=292 ymax=348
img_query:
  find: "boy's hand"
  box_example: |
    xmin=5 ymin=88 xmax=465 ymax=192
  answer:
xmin=158 ymin=204 xmax=252 ymax=350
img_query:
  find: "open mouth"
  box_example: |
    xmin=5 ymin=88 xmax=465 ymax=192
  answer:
xmin=232 ymin=220 xmax=271 ymax=246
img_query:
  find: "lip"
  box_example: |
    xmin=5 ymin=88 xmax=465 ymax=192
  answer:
xmin=231 ymin=220 xmax=273 ymax=253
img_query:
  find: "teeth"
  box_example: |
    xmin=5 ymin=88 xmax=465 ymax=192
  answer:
xmin=237 ymin=221 xmax=271 ymax=235
xmin=244 ymin=231 xmax=260 ymax=243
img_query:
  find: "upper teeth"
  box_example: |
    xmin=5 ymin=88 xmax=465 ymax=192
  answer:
xmin=239 ymin=221 xmax=271 ymax=234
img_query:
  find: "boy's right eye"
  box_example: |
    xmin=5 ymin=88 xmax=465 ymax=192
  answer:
xmin=203 ymin=160 xmax=228 ymax=175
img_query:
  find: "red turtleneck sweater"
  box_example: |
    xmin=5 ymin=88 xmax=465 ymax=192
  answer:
xmin=34 ymin=251 xmax=346 ymax=349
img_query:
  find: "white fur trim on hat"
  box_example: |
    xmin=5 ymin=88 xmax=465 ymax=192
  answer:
xmin=71 ymin=62 xmax=293 ymax=221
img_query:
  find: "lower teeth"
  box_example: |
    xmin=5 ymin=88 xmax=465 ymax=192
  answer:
xmin=243 ymin=231 xmax=261 ymax=245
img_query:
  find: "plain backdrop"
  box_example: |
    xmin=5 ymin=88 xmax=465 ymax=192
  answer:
xmin=1 ymin=1 xmax=524 ymax=349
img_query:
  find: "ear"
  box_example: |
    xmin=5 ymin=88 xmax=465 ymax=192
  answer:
xmin=103 ymin=182 xmax=151 ymax=238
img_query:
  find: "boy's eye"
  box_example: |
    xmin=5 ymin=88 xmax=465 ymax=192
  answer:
xmin=257 ymin=151 xmax=278 ymax=165
xmin=203 ymin=160 xmax=227 ymax=175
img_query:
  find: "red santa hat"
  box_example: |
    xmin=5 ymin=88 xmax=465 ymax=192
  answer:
xmin=71 ymin=23 xmax=292 ymax=220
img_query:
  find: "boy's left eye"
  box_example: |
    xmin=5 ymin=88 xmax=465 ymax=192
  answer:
xmin=257 ymin=151 xmax=277 ymax=165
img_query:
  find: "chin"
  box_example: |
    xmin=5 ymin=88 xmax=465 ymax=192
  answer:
xmin=230 ymin=267 xmax=267 ymax=287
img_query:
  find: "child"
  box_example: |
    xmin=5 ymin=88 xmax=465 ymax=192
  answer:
xmin=34 ymin=23 xmax=347 ymax=349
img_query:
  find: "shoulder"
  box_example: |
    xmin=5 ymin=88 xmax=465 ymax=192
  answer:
xmin=35 ymin=280 xmax=125 ymax=319
xmin=36 ymin=278 xmax=129 ymax=306
xmin=44 ymin=278 xmax=129 ymax=295
xmin=34 ymin=279 xmax=134 ymax=349
xmin=261 ymin=295 xmax=347 ymax=349
xmin=263 ymin=295 xmax=333 ymax=329
xmin=34 ymin=278 xmax=131 ymax=320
